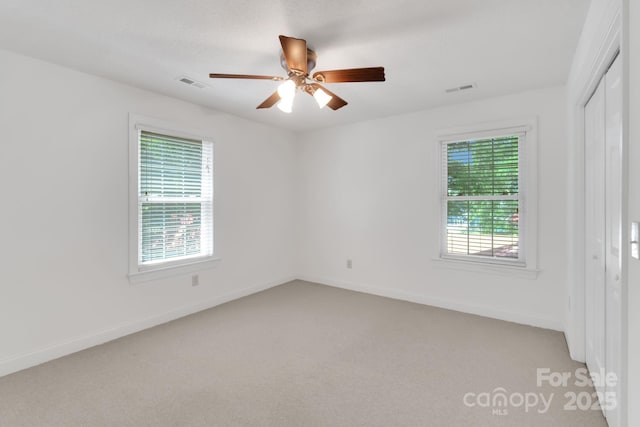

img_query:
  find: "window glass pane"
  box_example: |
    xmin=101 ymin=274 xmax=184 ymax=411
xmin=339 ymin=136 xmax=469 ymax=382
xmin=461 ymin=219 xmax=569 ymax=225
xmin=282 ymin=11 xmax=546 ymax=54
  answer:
xmin=446 ymin=200 xmax=519 ymax=259
xmin=140 ymin=132 xmax=203 ymax=198
xmin=141 ymin=202 xmax=202 ymax=263
xmin=447 ymin=136 xmax=518 ymax=197
xmin=446 ymin=200 xmax=470 ymax=255
xmin=492 ymin=138 xmax=519 ymax=195
xmin=446 ymin=142 xmax=471 ymax=197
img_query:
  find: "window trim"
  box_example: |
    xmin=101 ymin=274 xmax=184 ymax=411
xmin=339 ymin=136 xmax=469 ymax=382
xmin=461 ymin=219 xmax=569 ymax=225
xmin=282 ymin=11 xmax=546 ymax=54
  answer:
xmin=434 ymin=118 xmax=539 ymax=277
xmin=128 ymin=114 xmax=219 ymax=283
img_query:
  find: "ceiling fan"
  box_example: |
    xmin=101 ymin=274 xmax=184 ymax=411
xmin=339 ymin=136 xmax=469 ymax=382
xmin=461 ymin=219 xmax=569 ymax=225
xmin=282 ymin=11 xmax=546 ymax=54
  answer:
xmin=209 ymin=35 xmax=385 ymax=113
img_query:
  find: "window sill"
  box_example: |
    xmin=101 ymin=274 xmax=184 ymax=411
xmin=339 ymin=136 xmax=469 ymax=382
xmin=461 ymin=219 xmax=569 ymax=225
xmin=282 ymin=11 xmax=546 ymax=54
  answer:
xmin=128 ymin=256 xmax=221 ymax=284
xmin=432 ymin=257 xmax=539 ymax=279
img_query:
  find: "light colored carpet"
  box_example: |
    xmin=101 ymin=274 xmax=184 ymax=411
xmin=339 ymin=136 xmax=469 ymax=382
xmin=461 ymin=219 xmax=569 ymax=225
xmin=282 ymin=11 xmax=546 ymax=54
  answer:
xmin=0 ymin=280 xmax=607 ymax=427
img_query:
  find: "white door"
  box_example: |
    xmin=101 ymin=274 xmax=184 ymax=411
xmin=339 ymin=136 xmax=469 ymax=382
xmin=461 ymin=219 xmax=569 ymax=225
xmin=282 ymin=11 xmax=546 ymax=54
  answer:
xmin=604 ymin=54 xmax=622 ymax=427
xmin=584 ymin=76 xmax=606 ymax=401
xmin=584 ymin=54 xmax=623 ymax=427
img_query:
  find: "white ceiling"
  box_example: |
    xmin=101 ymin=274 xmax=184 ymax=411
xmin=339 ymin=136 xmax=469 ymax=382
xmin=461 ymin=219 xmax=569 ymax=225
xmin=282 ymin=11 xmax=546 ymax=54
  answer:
xmin=0 ymin=0 xmax=590 ymax=132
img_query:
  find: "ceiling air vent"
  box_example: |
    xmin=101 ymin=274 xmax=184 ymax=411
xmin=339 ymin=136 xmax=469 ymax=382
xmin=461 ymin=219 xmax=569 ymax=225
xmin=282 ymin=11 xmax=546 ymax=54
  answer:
xmin=177 ymin=76 xmax=207 ymax=89
xmin=445 ymin=83 xmax=476 ymax=94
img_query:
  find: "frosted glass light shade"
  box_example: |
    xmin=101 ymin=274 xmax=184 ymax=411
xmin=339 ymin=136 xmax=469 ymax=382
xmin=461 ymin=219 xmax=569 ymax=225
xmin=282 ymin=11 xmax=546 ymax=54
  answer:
xmin=277 ymin=97 xmax=293 ymax=113
xmin=276 ymin=80 xmax=296 ymax=113
xmin=277 ymin=80 xmax=296 ymax=99
xmin=313 ymin=88 xmax=332 ymax=109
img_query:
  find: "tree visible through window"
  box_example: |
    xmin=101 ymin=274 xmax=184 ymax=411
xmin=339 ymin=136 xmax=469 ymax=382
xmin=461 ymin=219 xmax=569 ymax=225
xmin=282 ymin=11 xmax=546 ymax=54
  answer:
xmin=443 ymin=135 xmax=521 ymax=261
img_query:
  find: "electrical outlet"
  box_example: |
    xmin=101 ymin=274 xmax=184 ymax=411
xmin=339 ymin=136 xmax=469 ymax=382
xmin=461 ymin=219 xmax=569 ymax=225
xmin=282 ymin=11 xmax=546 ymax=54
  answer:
xmin=192 ymin=275 xmax=199 ymax=286
xmin=346 ymin=259 xmax=352 ymax=269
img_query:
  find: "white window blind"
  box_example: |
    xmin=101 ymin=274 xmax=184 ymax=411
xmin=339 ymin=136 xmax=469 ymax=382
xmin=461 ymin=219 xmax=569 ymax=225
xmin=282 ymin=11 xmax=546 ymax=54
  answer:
xmin=138 ymin=130 xmax=213 ymax=267
xmin=442 ymin=134 xmax=522 ymax=262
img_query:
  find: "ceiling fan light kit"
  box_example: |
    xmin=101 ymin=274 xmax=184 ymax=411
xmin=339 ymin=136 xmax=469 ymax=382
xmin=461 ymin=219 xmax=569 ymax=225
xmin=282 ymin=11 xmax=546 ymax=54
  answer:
xmin=209 ymin=35 xmax=385 ymax=114
xmin=313 ymin=87 xmax=332 ymax=109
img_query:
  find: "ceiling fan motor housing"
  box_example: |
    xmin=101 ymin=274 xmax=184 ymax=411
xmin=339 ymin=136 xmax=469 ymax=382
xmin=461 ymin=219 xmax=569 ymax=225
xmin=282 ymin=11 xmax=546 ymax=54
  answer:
xmin=280 ymin=48 xmax=317 ymax=74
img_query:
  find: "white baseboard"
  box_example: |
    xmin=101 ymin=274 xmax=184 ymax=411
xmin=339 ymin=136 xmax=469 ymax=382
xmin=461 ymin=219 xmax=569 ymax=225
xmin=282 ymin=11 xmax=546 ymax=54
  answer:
xmin=1 ymin=275 xmax=564 ymax=378
xmin=0 ymin=276 xmax=295 ymax=378
xmin=297 ymin=275 xmax=564 ymax=331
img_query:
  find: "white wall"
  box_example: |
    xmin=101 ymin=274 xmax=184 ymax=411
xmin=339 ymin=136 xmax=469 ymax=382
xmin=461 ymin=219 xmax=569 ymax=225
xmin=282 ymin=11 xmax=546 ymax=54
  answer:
xmin=0 ymin=49 xmax=297 ymax=376
xmin=295 ymin=87 xmax=568 ymax=330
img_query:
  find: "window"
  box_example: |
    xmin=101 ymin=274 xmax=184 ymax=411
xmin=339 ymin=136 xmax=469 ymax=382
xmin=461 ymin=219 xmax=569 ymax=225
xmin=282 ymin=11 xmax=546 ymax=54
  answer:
xmin=443 ymin=135 xmax=521 ymax=262
xmin=438 ymin=120 xmax=537 ymax=272
xmin=129 ymin=115 xmax=215 ymax=281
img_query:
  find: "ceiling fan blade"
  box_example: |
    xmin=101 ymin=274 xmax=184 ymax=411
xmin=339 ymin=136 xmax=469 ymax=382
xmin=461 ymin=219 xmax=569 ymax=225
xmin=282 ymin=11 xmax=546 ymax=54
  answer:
xmin=209 ymin=73 xmax=284 ymax=81
xmin=256 ymin=91 xmax=281 ymax=109
xmin=279 ymin=35 xmax=308 ymax=74
xmin=312 ymin=67 xmax=385 ymax=83
xmin=308 ymin=83 xmax=348 ymax=110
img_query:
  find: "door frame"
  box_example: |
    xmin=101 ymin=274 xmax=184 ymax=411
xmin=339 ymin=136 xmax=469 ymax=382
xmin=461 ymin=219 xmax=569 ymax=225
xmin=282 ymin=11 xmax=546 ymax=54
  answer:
xmin=567 ymin=6 xmax=628 ymax=426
